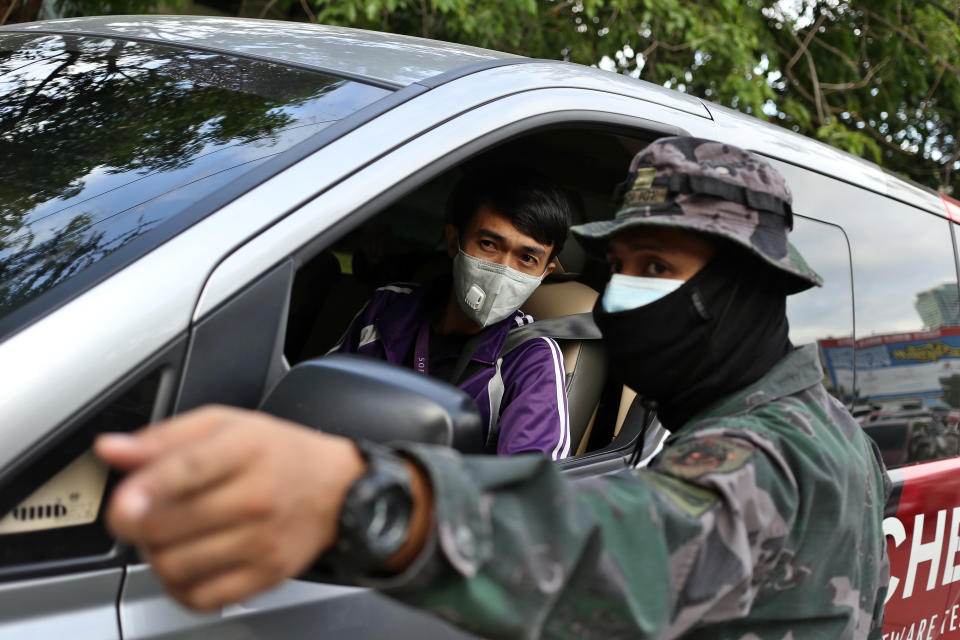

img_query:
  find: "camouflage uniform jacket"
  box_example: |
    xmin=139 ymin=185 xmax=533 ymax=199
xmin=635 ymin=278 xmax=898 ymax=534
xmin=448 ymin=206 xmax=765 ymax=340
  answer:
xmin=371 ymin=344 xmax=891 ymax=639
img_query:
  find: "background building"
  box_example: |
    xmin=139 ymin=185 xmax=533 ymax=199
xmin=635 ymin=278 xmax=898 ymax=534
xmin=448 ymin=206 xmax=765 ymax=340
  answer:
xmin=915 ymin=283 xmax=960 ymax=329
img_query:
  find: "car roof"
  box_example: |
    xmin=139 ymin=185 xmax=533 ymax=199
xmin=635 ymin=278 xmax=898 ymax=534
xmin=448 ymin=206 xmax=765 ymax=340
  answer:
xmin=0 ymin=15 xmax=518 ymax=87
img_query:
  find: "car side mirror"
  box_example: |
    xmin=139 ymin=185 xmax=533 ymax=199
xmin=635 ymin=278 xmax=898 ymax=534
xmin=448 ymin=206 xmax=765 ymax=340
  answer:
xmin=259 ymin=354 xmax=484 ymax=453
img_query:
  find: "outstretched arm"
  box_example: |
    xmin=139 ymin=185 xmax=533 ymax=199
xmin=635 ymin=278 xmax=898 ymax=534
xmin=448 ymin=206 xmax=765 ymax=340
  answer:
xmin=375 ymin=431 xmax=798 ymax=639
xmin=98 ymin=407 xmax=801 ymax=639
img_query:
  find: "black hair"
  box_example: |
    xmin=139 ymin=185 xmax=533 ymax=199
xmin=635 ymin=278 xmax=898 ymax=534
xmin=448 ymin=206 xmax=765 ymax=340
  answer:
xmin=445 ymin=165 xmax=572 ymax=258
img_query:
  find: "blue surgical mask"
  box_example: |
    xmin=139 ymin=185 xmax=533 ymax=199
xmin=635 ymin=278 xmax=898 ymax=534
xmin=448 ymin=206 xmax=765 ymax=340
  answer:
xmin=601 ymin=274 xmax=684 ymax=313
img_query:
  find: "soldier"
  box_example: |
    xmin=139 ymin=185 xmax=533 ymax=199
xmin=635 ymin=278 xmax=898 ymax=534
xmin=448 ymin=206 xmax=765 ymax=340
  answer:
xmin=96 ymin=137 xmax=891 ymax=639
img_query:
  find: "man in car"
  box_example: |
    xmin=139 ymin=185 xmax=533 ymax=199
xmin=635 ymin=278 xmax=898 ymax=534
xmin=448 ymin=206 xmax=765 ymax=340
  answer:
xmin=96 ymin=137 xmax=890 ymax=639
xmin=331 ymin=166 xmax=573 ymax=458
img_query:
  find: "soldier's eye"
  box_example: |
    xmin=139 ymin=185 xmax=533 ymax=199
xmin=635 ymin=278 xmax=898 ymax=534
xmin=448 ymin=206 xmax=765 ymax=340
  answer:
xmin=645 ymin=261 xmax=668 ymax=276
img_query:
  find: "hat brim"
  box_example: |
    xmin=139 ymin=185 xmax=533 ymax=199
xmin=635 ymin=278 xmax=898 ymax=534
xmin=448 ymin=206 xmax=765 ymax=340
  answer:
xmin=570 ymin=215 xmax=822 ymax=295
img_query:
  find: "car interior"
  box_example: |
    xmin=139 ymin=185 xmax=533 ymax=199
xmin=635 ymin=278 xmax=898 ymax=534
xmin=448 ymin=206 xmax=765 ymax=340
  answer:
xmin=0 ymin=126 xmax=664 ymax=564
xmin=282 ymin=126 xmax=664 ymax=459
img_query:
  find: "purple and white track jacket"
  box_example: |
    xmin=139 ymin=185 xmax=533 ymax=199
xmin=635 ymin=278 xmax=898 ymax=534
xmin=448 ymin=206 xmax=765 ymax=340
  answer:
xmin=330 ymin=281 xmax=571 ymax=459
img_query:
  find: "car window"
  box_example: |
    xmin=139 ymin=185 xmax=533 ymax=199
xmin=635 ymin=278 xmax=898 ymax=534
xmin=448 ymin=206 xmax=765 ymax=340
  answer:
xmin=281 ymin=127 xmax=653 ymax=463
xmin=849 ymin=204 xmax=958 ymax=467
xmin=0 ymin=32 xmax=390 ymax=339
xmin=785 ymin=216 xmax=854 ymax=404
xmin=766 ymin=158 xmax=960 ymax=468
xmin=285 ymin=171 xmax=455 ymax=364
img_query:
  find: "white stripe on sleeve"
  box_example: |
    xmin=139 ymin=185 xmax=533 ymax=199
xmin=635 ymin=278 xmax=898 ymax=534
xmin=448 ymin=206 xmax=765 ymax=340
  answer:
xmin=543 ymin=337 xmax=570 ymax=460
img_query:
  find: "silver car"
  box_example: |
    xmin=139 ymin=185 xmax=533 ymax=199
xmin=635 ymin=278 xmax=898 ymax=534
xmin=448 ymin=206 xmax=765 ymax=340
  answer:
xmin=1 ymin=15 xmax=958 ymax=639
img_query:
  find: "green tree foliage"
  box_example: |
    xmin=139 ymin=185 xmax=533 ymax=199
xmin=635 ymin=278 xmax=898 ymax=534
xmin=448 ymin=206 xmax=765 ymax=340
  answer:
xmin=766 ymin=2 xmax=960 ymax=194
xmin=5 ymin=0 xmax=957 ymax=194
xmin=302 ymin=0 xmax=960 ymax=195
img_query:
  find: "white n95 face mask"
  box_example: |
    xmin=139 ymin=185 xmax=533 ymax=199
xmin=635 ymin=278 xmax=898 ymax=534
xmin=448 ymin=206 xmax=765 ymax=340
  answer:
xmin=453 ymin=250 xmax=544 ymax=327
xmin=601 ymin=273 xmax=684 ymax=313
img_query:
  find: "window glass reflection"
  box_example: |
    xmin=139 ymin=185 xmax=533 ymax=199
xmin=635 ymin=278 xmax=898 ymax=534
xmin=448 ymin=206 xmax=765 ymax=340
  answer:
xmin=848 ymin=206 xmax=959 ymax=467
xmin=0 ymin=33 xmax=390 ymax=325
xmin=786 ymin=216 xmax=854 ymax=403
xmin=768 ymin=157 xmax=960 ymax=467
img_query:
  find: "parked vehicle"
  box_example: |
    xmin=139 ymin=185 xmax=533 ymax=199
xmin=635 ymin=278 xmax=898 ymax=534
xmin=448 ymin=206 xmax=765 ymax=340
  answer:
xmin=851 ymin=404 xmax=877 ymax=421
xmin=2 ymin=15 xmax=960 ymax=639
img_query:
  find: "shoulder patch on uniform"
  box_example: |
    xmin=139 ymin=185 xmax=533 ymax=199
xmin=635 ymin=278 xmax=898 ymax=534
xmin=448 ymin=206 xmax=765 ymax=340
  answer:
xmin=645 ymin=473 xmax=718 ymax=518
xmin=661 ymin=437 xmax=756 ymax=480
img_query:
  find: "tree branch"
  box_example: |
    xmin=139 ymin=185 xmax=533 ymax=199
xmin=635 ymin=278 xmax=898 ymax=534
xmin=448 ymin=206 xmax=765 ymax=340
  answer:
xmin=786 ymin=13 xmax=826 ymax=73
xmin=809 ymin=31 xmax=861 ymax=74
xmin=602 ymin=5 xmax=619 ymax=31
xmin=18 ymin=51 xmax=79 ymax=120
xmin=656 ymin=34 xmax=716 ymax=53
xmin=258 ymin=0 xmax=280 ymax=19
xmin=299 ymin=0 xmax=316 ymax=23
xmin=805 ymin=49 xmax=825 ymax=124
xmin=550 ymin=0 xmax=574 ymax=17
xmin=787 ymin=15 xmax=828 ymax=125
xmin=859 ymin=5 xmax=960 ymax=78
xmin=622 ymin=4 xmax=715 ymax=79
xmin=925 ymin=63 xmax=947 ymax=103
xmin=780 ymin=62 xmax=818 ymax=105
xmin=921 ymin=0 xmax=957 ymax=22
xmin=0 ymin=0 xmax=18 ymax=26
xmin=819 ymin=57 xmax=889 ymax=91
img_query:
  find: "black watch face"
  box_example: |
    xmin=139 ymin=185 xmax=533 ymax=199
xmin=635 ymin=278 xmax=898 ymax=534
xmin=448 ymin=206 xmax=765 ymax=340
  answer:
xmin=362 ymin=485 xmax=412 ymax=556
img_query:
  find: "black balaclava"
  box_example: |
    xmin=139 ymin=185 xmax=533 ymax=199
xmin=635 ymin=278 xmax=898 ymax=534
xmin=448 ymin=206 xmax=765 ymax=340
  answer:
xmin=593 ymin=248 xmax=792 ymax=431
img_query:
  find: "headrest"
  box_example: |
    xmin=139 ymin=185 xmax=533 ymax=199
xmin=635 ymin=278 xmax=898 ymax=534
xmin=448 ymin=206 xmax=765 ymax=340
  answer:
xmin=522 ymin=281 xmax=598 ymax=320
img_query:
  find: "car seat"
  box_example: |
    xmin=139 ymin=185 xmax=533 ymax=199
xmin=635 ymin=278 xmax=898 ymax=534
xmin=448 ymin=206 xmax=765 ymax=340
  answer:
xmin=520 ymin=276 xmax=666 ymax=458
xmin=520 ymin=280 xmax=608 ymax=455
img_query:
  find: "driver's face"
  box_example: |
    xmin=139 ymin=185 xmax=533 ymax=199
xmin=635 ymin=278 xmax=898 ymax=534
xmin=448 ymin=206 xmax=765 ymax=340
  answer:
xmin=606 ymin=226 xmax=716 ymax=281
xmin=445 ymin=204 xmax=556 ymax=278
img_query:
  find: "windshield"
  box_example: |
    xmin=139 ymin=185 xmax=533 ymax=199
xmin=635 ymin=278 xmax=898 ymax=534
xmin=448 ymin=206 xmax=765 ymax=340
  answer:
xmin=0 ymin=32 xmax=390 ymax=335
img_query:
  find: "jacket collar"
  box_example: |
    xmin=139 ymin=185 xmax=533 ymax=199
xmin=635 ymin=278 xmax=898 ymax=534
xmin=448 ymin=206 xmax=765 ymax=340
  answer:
xmin=375 ymin=278 xmax=516 ymax=366
xmin=683 ymin=343 xmax=824 ymax=424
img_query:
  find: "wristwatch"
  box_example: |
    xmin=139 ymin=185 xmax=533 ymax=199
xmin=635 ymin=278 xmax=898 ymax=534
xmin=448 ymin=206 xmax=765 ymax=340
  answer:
xmin=332 ymin=440 xmax=415 ymax=574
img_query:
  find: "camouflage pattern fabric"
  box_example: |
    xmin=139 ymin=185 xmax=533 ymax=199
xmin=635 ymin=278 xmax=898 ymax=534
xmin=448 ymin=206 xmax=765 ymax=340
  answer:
xmin=570 ymin=137 xmax=822 ymax=294
xmin=368 ymin=344 xmax=889 ymax=639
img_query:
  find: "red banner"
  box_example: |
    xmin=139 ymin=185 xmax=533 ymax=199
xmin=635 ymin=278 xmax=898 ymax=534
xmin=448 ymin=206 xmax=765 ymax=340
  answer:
xmin=884 ymin=460 xmax=960 ymax=639
xmin=820 ymin=327 xmax=960 ymax=350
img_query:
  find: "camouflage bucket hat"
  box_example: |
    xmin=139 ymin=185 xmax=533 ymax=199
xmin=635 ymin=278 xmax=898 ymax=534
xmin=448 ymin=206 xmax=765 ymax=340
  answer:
xmin=571 ymin=136 xmax=822 ymax=294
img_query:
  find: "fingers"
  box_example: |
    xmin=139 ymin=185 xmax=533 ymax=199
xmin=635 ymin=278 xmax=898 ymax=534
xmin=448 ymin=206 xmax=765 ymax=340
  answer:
xmin=149 ymin=523 xmax=287 ymax=594
xmin=129 ymin=469 xmax=272 ymax=547
xmin=95 ymin=405 xmax=243 ymax=470
xmin=167 ymin=565 xmax=284 ymax=612
xmin=107 ymin=421 xmax=258 ymax=541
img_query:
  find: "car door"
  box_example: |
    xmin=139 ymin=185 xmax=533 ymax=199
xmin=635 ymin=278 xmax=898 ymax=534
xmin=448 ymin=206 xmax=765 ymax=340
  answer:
xmin=0 ymin=342 xmax=185 ymax=639
xmin=759 ymin=154 xmax=960 ymax=639
xmin=114 ymin=79 xmax=720 ymax=638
